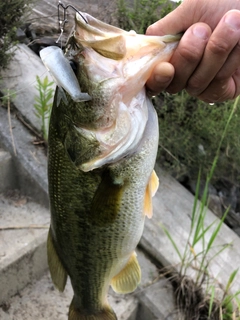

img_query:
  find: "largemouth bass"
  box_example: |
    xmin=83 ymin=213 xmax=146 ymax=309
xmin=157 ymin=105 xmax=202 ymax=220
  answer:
xmin=41 ymin=12 xmax=180 ymax=320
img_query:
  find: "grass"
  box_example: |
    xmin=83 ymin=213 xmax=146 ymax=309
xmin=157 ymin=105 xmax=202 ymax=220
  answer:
xmin=117 ymin=0 xmax=179 ymax=33
xmin=34 ymin=75 xmax=54 ymax=141
xmin=0 ymin=0 xmax=34 ymax=69
xmin=155 ymin=92 xmax=240 ymax=184
xmin=160 ymin=97 xmax=240 ymax=319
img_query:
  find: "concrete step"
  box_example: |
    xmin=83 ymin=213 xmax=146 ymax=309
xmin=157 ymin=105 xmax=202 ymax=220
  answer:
xmin=0 ymin=148 xmax=50 ymax=305
xmin=0 ymin=192 xmax=49 ymax=305
xmin=0 ymin=149 xmax=16 ymax=193
xmin=0 ymin=247 xmax=177 ymax=320
xmin=0 ymin=272 xmax=138 ymax=320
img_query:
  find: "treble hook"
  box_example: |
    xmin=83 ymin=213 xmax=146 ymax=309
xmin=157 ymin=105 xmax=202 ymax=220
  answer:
xmin=57 ymin=1 xmax=88 ymax=43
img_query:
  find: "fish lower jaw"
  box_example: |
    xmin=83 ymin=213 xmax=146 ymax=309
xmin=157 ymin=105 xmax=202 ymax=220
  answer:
xmin=80 ymin=93 xmax=148 ymax=171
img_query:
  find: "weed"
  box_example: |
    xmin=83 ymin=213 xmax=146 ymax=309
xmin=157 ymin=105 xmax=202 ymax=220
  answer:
xmin=154 ymin=92 xmax=240 ymax=183
xmin=160 ymin=97 xmax=240 ymax=319
xmin=117 ymin=0 xmax=180 ymax=33
xmin=0 ymin=0 xmax=34 ymax=69
xmin=34 ymin=75 xmax=54 ymax=141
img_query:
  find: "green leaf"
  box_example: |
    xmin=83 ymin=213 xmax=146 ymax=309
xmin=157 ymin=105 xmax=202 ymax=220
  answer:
xmin=225 ymin=268 xmax=239 ymax=294
xmin=159 ymin=223 xmax=183 ymax=261
xmin=208 ymin=285 xmax=215 ymax=318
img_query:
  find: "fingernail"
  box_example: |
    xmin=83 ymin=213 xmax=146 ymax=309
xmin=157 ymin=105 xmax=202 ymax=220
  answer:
xmin=192 ymin=25 xmax=209 ymax=40
xmin=224 ymin=11 xmax=240 ymax=30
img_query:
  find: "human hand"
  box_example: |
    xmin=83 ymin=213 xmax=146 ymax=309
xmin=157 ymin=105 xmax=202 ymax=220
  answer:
xmin=146 ymin=1 xmax=240 ymax=102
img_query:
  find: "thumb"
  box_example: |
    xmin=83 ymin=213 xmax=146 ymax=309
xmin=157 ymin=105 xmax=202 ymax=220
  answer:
xmin=146 ymin=2 xmax=192 ymax=36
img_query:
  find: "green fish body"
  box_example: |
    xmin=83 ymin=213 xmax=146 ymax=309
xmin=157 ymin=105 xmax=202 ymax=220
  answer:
xmin=43 ymin=12 xmax=180 ymax=320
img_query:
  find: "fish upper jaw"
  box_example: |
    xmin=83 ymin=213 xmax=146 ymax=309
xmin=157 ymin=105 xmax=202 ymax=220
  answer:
xmin=74 ymin=12 xmax=181 ymax=61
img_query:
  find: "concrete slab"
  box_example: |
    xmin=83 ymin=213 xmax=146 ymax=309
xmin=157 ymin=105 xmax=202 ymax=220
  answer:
xmin=136 ymin=278 xmax=182 ymax=320
xmin=0 ymin=272 xmax=138 ymax=320
xmin=0 ymin=44 xmax=55 ymax=134
xmin=0 ymin=150 xmax=17 ymax=192
xmin=0 ymin=107 xmax=49 ymax=207
xmin=0 ymin=243 xmax=178 ymax=320
xmin=0 ymin=193 xmax=50 ymax=304
xmin=141 ymin=166 xmax=240 ymax=294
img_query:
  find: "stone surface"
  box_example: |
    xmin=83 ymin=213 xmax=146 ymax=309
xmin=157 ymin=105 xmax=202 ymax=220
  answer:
xmin=208 ymin=193 xmax=223 ymax=218
xmin=136 ymin=278 xmax=182 ymax=320
xmin=141 ymin=166 xmax=240 ymax=295
xmin=0 ymin=193 xmax=49 ymax=304
xmin=0 ymin=150 xmax=16 ymax=193
xmin=0 ymin=44 xmax=55 ymax=134
xmin=0 ymin=248 xmax=161 ymax=320
xmin=0 ymin=107 xmax=49 ymax=207
xmin=0 ymin=272 xmax=138 ymax=320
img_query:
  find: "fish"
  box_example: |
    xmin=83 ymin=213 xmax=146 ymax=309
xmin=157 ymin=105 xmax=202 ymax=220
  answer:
xmin=41 ymin=11 xmax=180 ymax=320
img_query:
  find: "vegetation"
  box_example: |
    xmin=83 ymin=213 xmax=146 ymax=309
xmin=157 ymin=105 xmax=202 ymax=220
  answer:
xmin=154 ymin=92 xmax=240 ymax=183
xmin=117 ymin=0 xmax=179 ymax=33
xmin=34 ymin=76 xmax=54 ymax=141
xmin=161 ymin=97 xmax=240 ymax=319
xmin=0 ymin=0 xmax=33 ymax=69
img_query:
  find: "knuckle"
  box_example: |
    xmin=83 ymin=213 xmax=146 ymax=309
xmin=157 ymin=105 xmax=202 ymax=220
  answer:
xmin=178 ymin=46 xmax=202 ymax=64
xmin=198 ymin=82 xmax=233 ymax=102
xmin=214 ymin=72 xmax=227 ymax=82
xmin=208 ymin=38 xmax=230 ymax=56
xmin=187 ymin=75 xmax=202 ymax=93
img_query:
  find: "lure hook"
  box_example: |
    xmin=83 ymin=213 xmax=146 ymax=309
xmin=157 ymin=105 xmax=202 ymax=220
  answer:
xmin=57 ymin=1 xmax=88 ymax=43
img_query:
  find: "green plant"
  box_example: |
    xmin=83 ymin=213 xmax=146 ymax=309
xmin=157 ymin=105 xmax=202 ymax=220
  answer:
xmin=34 ymin=75 xmax=54 ymax=141
xmin=117 ymin=0 xmax=180 ymax=33
xmin=154 ymin=91 xmax=240 ymax=183
xmin=160 ymin=97 xmax=240 ymax=319
xmin=0 ymin=88 xmax=16 ymax=107
xmin=0 ymin=0 xmax=33 ymax=69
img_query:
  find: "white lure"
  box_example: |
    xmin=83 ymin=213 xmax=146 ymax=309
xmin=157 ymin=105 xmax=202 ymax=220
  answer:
xmin=40 ymin=46 xmax=91 ymax=103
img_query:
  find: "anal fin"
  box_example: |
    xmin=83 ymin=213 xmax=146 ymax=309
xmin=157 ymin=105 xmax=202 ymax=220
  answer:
xmin=144 ymin=170 xmax=159 ymax=219
xmin=47 ymin=228 xmax=68 ymax=292
xmin=111 ymin=252 xmax=141 ymax=294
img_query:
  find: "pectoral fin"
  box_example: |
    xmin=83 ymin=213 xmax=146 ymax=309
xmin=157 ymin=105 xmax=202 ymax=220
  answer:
xmin=150 ymin=170 xmax=159 ymax=197
xmin=47 ymin=228 xmax=68 ymax=292
xmin=144 ymin=170 xmax=159 ymax=219
xmin=89 ymin=170 xmax=124 ymax=227
xmin=111 ymin=252 xmax=141 ymax=294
